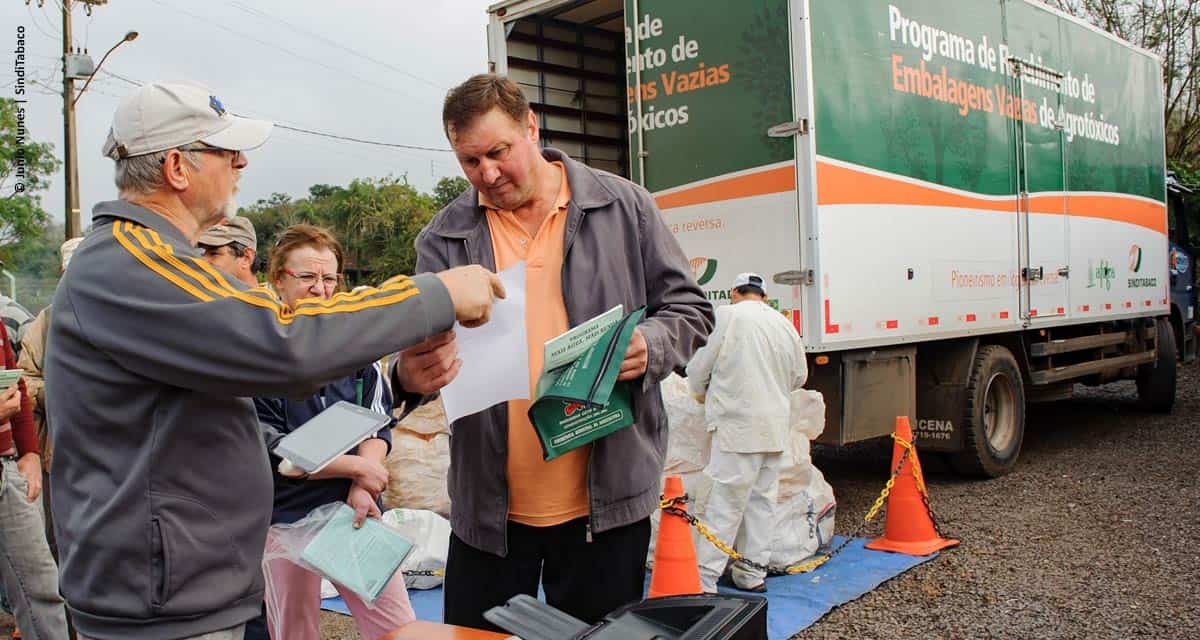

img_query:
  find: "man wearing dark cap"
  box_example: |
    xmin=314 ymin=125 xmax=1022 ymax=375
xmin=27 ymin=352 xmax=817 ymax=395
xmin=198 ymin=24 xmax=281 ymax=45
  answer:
xmin=686 ymin=272 xmax=809 ymax=594
xmin=46 ymin=81 xmax=503 ymax=640
xmin=198 ymin=216 xmax=259 ymax=287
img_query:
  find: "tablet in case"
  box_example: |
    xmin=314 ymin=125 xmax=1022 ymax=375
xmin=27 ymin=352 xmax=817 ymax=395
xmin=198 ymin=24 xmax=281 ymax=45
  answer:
xmin=272 ymin=400 xmax=392 ymax=474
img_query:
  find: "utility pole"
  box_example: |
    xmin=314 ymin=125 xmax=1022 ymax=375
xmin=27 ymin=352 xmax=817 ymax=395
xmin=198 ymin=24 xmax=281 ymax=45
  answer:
xmin=62 ymin=0 xmax=80 ymax=239
xmin=60 ymin=0 xmax=111 ymax=239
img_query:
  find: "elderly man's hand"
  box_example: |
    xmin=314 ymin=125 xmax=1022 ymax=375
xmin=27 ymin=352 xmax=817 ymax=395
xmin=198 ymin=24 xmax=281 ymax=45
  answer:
xmin=436 ymin=265 xmax=505 ymax=328
xmin=16 ymin=453 xmax=41 ymax=502
xmin=396 ymin=331 xmax=461 ymax=395
xmin=0 ymin=385 xmax=20 ymax=422
xmin=617 ymin=327 xmax=648 ymax=381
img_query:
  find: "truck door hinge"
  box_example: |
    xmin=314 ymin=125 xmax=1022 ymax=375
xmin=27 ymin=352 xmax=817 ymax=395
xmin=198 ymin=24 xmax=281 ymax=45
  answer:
xmin=768 ymin=119 xmax=809 ymax=138
xmin=773 ymin=269 xmax=814 ymax=286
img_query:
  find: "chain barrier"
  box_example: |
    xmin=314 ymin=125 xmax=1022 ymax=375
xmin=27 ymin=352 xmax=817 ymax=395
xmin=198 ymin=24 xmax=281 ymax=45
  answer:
xmin=659 ymin=434 xmax=949 ymax=577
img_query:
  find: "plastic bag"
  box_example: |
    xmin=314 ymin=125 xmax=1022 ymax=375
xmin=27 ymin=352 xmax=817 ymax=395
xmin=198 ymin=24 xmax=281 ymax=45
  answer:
xmin=381 ymin=508 xmax=451 ymax=590
xmin=262 ymin=503 xmax=413 ymax=635
xmin=384 ymin=430 xmax=452 ymax=516
xmin=661 ymin=373 xmax=711 ymax=474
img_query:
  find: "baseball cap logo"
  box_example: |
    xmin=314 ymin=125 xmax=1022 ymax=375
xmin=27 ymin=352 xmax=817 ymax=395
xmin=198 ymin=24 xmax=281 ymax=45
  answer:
xmin=209 ymin=95 xmax=226 ymax=116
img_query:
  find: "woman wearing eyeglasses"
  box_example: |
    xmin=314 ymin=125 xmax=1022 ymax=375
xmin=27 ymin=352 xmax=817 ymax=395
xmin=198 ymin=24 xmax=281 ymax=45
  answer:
xmin=248 ymin=224 xmax=414 ymax=640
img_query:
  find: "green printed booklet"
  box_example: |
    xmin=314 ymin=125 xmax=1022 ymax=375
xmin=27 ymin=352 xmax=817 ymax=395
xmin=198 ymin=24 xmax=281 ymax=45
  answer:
xmin=0 ymin=370 xmax=22 ymax=391
xmin=300 ymin=503 xmax=414 ymax=602
xmin=528 ymin=305 xmax=646 ymax=461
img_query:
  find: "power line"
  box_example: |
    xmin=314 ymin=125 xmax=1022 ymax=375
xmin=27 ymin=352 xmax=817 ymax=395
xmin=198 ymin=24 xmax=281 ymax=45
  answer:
xmin=147 ymin=0 xmax=440 ymax=108
xmin=25 ymin=4 xmax=60 ymax=41
xmin=83 ymin=4 xmax=95 ymax=51
xmin=41 ymin=1 xmax=64 ymax=38
xmin=97 ymin=68 xmax=141 ymax=87
xmin=268 ymin=123 xmax=453 ymax=154
xmin=228 ymin=1 xmax=446 ymax=94
xmin=91 ymin=66 xmax=454 ymax=154
xmin=272 ymin=127 xmax=445 ymax=169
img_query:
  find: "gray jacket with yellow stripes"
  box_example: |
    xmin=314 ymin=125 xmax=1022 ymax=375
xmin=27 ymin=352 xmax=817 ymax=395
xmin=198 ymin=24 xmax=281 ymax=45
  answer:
xmin=45 ymin=200 xmax=454 ymax=640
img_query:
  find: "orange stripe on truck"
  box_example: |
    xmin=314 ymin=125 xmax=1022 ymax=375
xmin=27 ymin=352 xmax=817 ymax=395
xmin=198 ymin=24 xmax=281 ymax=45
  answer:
xmin=816 ymin=161 xmax=1166 ymax=234
xmin=655 ymin=165 xmax=796 ymax=210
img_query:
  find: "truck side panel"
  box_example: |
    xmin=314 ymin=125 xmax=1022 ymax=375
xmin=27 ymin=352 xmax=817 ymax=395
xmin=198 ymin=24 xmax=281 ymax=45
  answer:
xmin=623 ymin=0 xmax=806 ymax=327
xmin=807 ymin=0 xmax=1168 ymax=352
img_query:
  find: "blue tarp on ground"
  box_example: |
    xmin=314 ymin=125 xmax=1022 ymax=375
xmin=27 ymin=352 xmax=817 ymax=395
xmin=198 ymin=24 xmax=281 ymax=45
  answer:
xmin=321 ymin=536 xmax=939 ymax=639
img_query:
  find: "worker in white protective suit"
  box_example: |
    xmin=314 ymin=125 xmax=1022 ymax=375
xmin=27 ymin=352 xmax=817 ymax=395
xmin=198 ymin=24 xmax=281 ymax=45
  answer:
xmin=686 ymin=272 xmax=808 ymax=593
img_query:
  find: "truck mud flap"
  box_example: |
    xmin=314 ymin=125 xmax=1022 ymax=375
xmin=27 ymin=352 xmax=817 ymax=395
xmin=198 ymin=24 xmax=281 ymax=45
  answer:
xmin=914 ymin=339 xmax=980 ymax=452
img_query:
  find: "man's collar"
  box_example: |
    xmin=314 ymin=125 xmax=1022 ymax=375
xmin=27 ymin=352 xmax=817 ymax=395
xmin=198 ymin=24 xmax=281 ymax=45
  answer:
xmin=91 ymin=199 xmax=197 ymax=251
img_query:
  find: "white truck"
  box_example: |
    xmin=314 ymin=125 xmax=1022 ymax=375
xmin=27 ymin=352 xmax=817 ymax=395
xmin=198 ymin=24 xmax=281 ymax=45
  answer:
xmin=484 ymin=0 xmax=1174 ymax=476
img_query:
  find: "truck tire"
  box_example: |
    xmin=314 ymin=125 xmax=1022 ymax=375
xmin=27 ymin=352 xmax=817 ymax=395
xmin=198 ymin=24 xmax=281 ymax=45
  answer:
xmin=1136 ymin=317 xmax=1176 ymax=413
xmin=951 ymin=345 xmax=1025 ymax=478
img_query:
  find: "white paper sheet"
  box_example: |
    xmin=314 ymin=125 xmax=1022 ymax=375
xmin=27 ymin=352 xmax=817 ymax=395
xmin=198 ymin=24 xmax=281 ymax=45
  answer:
xmin=439 ymin=262 xmax=530 ymax=424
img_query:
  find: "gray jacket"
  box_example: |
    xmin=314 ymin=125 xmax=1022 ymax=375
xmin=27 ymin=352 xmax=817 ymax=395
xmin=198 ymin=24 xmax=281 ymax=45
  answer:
xmin=416 ymin=148 xmax=714 ymax=556
xmin=46 ymin=201 xmax=454 ymax=640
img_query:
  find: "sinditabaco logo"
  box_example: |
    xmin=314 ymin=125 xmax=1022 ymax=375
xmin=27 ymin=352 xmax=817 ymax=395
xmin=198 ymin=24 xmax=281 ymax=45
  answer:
xmin=1129 ymin=244 xmax=1143 ymax=273
xmin=690 ymin=257 xmax=717 ymax=286
xmin=1127 ymin=243 xmax=1158 ymax=288
xmin=691 ymin=257 xmax=732 ymax=301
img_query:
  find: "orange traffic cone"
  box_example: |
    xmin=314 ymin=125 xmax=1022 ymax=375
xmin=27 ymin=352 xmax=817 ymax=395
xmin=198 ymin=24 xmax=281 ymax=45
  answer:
xmin=865 ymin=416 xmax=960 ymax=556
xmin=648 ymin=476 xmax=703 ymax=598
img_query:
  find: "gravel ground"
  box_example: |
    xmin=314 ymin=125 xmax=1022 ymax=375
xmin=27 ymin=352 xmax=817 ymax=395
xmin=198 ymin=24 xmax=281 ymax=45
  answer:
xmin=801 ymin=365 xmax=1200 ymax=640
xmin=3 ymin=367 xmax=1195 ymax=640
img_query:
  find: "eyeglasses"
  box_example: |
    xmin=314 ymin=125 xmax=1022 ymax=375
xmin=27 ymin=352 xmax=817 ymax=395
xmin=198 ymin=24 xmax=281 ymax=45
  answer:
xmin=200 ymin=246 xmax=233 ymax=258
xmin=282 ymin=268 xmax=342 ymax=289
xmin=163 ymin=145 xmax=244 ymax=165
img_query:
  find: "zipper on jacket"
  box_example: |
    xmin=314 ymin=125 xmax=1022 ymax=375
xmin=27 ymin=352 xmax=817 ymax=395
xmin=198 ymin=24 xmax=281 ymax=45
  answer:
xmin=585 ymin=520 xmax=593 ymax=543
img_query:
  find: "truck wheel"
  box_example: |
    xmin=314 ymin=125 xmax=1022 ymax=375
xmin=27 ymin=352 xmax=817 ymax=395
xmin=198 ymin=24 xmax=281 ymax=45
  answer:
xmin=952 ymin=345 xmax=1026 ymax=478
xmin=1136 ymin=317 xmax=1176 ymax=413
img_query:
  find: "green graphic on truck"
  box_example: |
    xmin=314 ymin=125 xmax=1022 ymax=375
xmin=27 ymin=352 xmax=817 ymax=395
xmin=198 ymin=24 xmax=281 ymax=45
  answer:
xmin=623 ymin=0 xmax=793 ymax=191
xmin=811 ymin=0 xmax=1165 ymax=203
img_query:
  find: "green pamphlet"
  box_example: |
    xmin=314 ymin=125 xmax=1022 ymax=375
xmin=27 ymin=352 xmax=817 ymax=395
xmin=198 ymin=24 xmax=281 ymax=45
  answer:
xmin=300 ymin=503 xmax=414 ymax=601
xmin=528 ymin=306 xmax=646 ymax=461
xmin=0 ymin=370 xmax=21 ymax=391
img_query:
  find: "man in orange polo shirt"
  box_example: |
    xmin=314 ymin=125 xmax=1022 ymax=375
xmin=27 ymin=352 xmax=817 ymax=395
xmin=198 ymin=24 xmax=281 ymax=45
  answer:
xmin=395 ymin=74 xmax=713 ymax=631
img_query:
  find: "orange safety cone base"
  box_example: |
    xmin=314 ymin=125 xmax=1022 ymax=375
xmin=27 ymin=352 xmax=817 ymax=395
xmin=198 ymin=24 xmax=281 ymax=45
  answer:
xmin=864 ymin=416 xmax=960 ymax=557
xmin=647 ymin=476 xmax=703 ymax=598
xmin=865 ymin=534 xmax=959 ymax=556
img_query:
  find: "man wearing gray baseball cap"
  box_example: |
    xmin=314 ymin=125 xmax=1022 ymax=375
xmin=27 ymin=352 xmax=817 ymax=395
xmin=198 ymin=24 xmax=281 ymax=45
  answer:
xmin=198 ymin=216 xmax=259 ymax=287
xmin=48 ymin=82 xmax=504 ymax=640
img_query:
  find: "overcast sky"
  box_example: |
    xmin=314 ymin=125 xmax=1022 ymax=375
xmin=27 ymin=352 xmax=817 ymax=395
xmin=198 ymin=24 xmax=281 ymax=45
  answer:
xmin=5 ymin=0 xmax=496 ymax=225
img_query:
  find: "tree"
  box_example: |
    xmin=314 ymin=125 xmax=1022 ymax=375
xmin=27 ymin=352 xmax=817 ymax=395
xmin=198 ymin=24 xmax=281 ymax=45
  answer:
xmin=241 ymin=176 xmax=441 ymax=285
xmin=432 ymin=176 xmax=470 ymax=210
xmin=0 ymin=99 xmax=59 ymax=254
